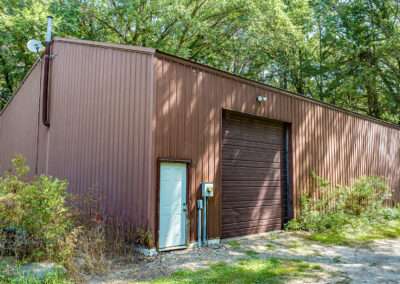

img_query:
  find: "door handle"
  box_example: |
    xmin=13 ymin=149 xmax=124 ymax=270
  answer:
xmin=183 ymin=203 xmax=187 ymax=212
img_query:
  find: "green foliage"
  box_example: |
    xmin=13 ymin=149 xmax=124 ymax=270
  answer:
xmin=228 ymin=240 xmax=241 ymax=250
xmin=302 ymin=220 xmax=400 ymax=247
xmin=0 ymin=0 xmax=51 ymax=110
xmin=135 ymin=228 xmax=153 ymax=249
xmin=150 ymin=257 xmax=321 ymax=283
xmin=244 ymin=250 xmax=259 ymax=258
xmin=264 ymin=244 xmax=276 ymax=250
xmin=1 ymin=0 xmax=399 ymax=124
xmin=0 ymin=154 xmax=74 ymax=262
xmin=0 ymin=265 xmax=69 ymax=284
xmin=287 ymin=173 xmax=400 ymax=246
xmin=0 ymin=262 xmax=70 ymax=284
xmin=228 ymin=240 xmax=240 ymax=247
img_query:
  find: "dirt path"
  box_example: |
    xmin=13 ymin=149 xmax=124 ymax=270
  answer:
xmin=88 ymin=231 xmax=400 ymax=283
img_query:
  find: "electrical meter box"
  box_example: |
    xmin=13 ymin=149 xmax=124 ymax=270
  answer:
xmin=201 ymin=182 xmax=214 ymax=197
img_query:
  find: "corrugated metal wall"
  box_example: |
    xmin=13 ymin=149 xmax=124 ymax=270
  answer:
xmin=0 ymin=61 xmax=42 ymax=179
xmin=44 ymin=40 xmax=154 ymax=228
xmin=1 ymin=38 xmax=399 ymax=246
xmin=151 ymin=55 xmax=400 ymax=241
xmin=0 ymin=39 xmax=155 ymax=231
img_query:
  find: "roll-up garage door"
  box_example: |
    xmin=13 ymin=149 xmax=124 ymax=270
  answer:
xmin=221 ymin=112 xmax=288 ymax=238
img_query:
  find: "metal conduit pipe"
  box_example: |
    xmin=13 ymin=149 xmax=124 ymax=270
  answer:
xmin=197 ymin=200 xmax=203 ymax=247
xmin=42 ymin=16 xmax=53 ymax=127
xmin=202 ymin=196 xmax=207 ymax=247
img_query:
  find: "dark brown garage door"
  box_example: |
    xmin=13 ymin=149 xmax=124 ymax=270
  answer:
xmin=221 ymin=111 xmax=288 ymax=239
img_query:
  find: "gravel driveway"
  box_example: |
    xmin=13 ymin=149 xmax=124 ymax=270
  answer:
xmin=88 ymin=231 xmax=400 ymax=283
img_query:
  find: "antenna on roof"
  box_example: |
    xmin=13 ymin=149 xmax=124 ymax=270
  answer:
xmin=26 ymin=16 xmax=54 ymax=62
xmin=27 ymin=39 xmax=44 ymax=61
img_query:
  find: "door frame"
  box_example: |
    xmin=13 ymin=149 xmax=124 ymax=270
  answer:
xmin=156 ymin=158 xmax=191 ymax=251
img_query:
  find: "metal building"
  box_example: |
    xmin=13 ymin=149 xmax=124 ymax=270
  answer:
xmin=0 ymin=38 xmax=399 ymax=250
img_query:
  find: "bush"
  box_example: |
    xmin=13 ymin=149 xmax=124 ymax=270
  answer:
xmin=287 ymin=173 xmax=400 ymax=234
xmin=0 ymin=155 xmax=152 ymax=281
xmin=0 ymin=154 xmax=74 ymax=262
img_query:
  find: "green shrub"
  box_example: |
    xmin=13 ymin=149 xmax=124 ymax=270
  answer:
xmin=0 ymin=155 xmax=74 ymax=262
xmin=287 ymin=173 xmax=400 ymax=234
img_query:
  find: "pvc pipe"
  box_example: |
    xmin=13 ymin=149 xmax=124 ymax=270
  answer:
xmin=202 ymin=196 xmax=207 ymax=247
xmin=197 ymin=200 xmax=202 ymax=247
xmin=206 ymin=197 xmax=209 ymax=244
xmin=46 ymin=16 xmax=53 ymax=42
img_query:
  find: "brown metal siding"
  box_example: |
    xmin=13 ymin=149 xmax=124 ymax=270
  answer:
xmin=1 ymin=38 xmax=399 ymax=245
xmin=0 ymin=61 xmax=43 ymax=179
xmin=152 ymin=56 xmax=400 ymax=241
xmin=43 ymin=41 xmax=154 ymax=228
xmin=0 ymin=39 xmax=155 ymax=231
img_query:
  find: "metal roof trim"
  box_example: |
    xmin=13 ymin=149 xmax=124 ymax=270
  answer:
xmin=53 ymin=37 xmax=156 ymax=54
xmin=2 ymin=37 xmax=399 ymax=130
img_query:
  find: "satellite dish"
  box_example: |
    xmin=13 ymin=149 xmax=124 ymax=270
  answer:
xmin=27 ymin=39 xmax=43 ymax=53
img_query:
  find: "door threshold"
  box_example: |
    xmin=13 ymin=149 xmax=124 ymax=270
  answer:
xmin=158 ymin=245 xmax=188 ymax=252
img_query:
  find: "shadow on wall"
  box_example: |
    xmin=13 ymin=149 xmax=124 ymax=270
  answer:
xmin=154 ymin=56 xmax=400 ymax=240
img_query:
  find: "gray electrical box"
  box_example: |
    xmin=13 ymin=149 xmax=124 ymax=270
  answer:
xmin=201 ymin=182 xmax=214 ymax=197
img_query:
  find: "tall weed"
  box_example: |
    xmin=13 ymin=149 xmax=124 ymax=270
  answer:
xmin=287 ymin=173 xmax=399 ymax=233
xmin=0 ymin=155 xmax=152 ymax=281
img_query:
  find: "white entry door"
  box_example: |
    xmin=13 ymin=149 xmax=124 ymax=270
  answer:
xmin=159 ymin=162 xmax=187 ymax=250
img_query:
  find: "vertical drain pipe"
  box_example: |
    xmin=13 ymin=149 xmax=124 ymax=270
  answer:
xmin=42 ymin=16 xmax=53 ymax=127
xmin=286 ymin=127 xmax=290 ymax=218
xmin=197 ymin=200 xmax=203 ymax=247
xmin=202 ymin=196 xmax=207 ymax=247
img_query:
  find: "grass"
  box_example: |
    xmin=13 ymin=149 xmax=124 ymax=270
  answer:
xmin=228 ymin=240 xmax=241 ymax=250
xmin=0 ymin=265 xmax=70 ymax=284
xmin=285 ymin=240 xmax=302 ymax=249
xmin=244 ymin=250 xmax=259 ymax=258
xmin=296 ymin=220 xmax=400 ymax=247
xmin=332 ymin=256 xmax=343 ymax=264
xmin=228 ymin=240 xmax=240 ymax=246
xmin=264 ymin=244 xmax=276 ymax=250
xmin=149 ymin=257 xmax=322 ymax=284
xmin=267 ymin=232 xmax=281 ymax=240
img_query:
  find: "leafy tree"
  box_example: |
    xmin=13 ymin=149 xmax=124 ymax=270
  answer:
xmin=0 ymin=0 xmax=50 ymax=109
xmin=0 ymin=0 xmax=399 ymax=124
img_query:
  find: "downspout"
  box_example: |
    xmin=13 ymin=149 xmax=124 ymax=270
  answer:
xmin=286 ymin=127 xmax=290 ymax=219
xmin=42 ymin=16 xmax=53 ymax=127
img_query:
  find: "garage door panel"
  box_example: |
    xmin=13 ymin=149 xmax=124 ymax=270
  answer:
xmin=222 ymin=223 xmax=284 ymax=239
xmin=222 ymin=180 xmax=285 ymax=188
xmin=222 ymin=129 xmax=284 ymax=146
xmin=222 ymin=160 xmax=285 ymax=169
xmin=223 ymin=113 xmax=285 ymax=126
xmin=222 ymin=189 xmax=287 ymax=202
xmin=222 ymin=146 xmax=285 ymax=163
xmin=222 ymin=112 xmax=288 ymax=238
xmin=222 ymin=199 xmax=287 ymax=209
xmin=222 ymin=138 xmax=285 ymax=152
xmin=222 ymin=218 xmax=286 ymax=232
xmin=221 ymin=205 xmax=287 ymax=223
xmin=221 ymin=167 xmax=286 ymax=181
xmin=223 ymin=119 xmax=285 ymax=135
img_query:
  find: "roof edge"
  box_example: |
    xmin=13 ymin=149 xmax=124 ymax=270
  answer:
xmin=1 ymin=37 xmax=398 ymax=130
xmin=53 ymin=37 xmax=156 ymax=54
xmin=155 ymin=50 xmax=400 ymax=130
xmin=1 ymin=38 xmax=155 ymax=116
xmin=0 ymin=57 xmax=42 ymax=116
